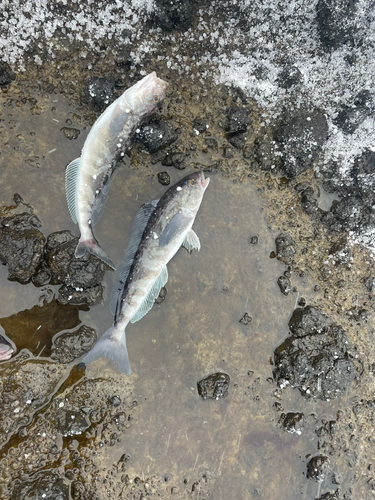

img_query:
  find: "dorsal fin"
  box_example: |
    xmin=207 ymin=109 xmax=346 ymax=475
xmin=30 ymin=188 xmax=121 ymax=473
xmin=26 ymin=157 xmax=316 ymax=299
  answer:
xmin=65 ymin=158 xmax=80 ymax=224
xmin=109 ymin=199 xmax=159 ymax=317
xmin=130 ymin=265 xmax=168 ymax=323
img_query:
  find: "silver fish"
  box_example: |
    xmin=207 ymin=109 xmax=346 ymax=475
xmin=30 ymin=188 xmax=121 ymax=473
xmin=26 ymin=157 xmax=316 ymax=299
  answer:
xmin=65 ymin=72 xmax=168 ymax=269
xmin=0 ymin=333 xmax=14 ymax=361
xmin=81 ymin=171 xmax=210 ymax=374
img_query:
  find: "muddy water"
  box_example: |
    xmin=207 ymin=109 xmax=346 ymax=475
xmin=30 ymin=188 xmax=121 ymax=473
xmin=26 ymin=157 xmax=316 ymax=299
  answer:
xmin=0 ymin=86 xmax=357 ymax=499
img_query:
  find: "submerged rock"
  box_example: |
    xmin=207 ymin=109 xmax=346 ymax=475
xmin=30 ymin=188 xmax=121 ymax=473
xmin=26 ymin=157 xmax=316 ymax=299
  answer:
xmin=197 ymin=372 xmax=230 ymax=400
xmin=0 ymin=212 xmax=45 ymax=283
xmin=274 ymin=307 xmax=355 ymax=400
xmin=306 ymin=454 xmax=330 ymax=481
xmin=157 ymin=171 xmax=171 ymax=185
xmin=51 ymin=325 xmax=97 ymax=364
xmin=275 ymin=232 xmax=295 ymax=265
xmin=277 ymin=276 xmax=292 ymax=295
xmin=279 ymin=412 xmax=305 ymax=434
xmin=11 ymin=471 xmax=69 ymax=500
xmin=55 ymin=409 xmax=90 ymax=437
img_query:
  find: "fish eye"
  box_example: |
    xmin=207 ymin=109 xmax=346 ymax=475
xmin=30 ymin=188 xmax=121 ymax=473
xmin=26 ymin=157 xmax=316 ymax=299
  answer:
xmin=188 ymin=179 xmax=196 ymax=186
xmin=153 ymin=95 xmax=160 ymax=104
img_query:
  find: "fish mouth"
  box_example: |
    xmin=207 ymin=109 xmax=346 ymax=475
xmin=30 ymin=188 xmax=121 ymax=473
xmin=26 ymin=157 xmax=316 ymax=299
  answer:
xmin=199 ymin=171 xmax=210 ymax=189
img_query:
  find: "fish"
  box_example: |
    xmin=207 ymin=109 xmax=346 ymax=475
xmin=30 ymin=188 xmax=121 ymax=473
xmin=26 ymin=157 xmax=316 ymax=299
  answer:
xmin=0 ymin=333 xmax=14 ymax=361
xmin=80 ymin=171 xmax=210 ymax=374
xmin=65 ymin=72 xmax=168 ymax=269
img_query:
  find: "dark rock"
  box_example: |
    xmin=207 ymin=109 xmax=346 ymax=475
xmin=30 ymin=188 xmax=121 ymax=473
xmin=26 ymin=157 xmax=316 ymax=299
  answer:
xmin=253 ymin=138 xmax=278 ymax=171
xmin=329 ymin=238 xmax=352 ymax=266
xmin=301 ymin=188 xmax=321 ymax=217
xmin=352 ymin=149 xmax=375 ymax=194
xmin=223 ymin=145 xmax=234 ymax=158
xmin=32 ymin=261 xmax=52 ymax=287
xmin=197 ymin=372 xmax=230 ymax=400
xmin=277 ymin=64 xmax=303 ymax=89
xmin=275 ymin=232 xmax=295 ymax=265
xmin=60 ymin=127 xmax=80 ymax=140
xmin=109 ymin=395 xmax=121 ymax=406
xmin=0 ymin=62 xmax=15 ymax=86
xmin=51 ymin=325 xmax=97 ymax=363
xmin=45 ymin=231 xmax=106 ymax=289
xmin=119 ymin=453 xmax=132 ymax=463
xmin=306 ymin=454 xmax=330 ymax=481
xmin=364 ymin=276 xmax=375 ymax=293
xmin=57 ymin=283 xmax=104 ymax=306
xmin=228 ymin=132 xmax=246 ymax=149
xmin=226 ymin=106 xmax=251 ymax=134
xmin=11 ymin=471 xmax=69 ymax=500
xmin=315 ymin=491 xmax=340 ymax=500
xmin=239 ymin=312 xmax=252 ymax=325
xmin=162 ymin=151 xmax=187 ymax=169
xmin=249 ymin=234 xmax=259 ymax=245
xmin=0 ymin=213 xmax=45 ymax=283
xmin=274 ymin=315 xmax=355 ymax=400
xmin=274 ymin=109 xmax=328 ymax=178
xmin=55 ymin=409 xmax=90 ymax=437
xmin=87 ymin=76 xmax=116 ymax=111
xmin=277 ymin=276 xmax=292 ymax=295
xmin=316 ymin=0 xmax=358 ymax=50
xmin=152 ymin=0 xmax=193 ymax=32
xmin=334 ymin=105 xmax=371 ymax=134
xmin=279 ymin=412 xmax=304 ymax=434
xmin=157 ymin=171 xmax=171 ymax=185
xmin=288 ymin=306 xmax=332 ymax=337
xmin=155 ymin=286 xmax=167 ymax=304
xmin=138 ymin=121 xmax=178 ymax=153
xmin=330 ymin=195 xmax=370 ymax=231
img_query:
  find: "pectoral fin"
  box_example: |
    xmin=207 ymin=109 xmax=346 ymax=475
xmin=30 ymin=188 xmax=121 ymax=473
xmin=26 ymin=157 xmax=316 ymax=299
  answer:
xmin=182 ymin=229 xmax=201 ymax=253
xmin=159 ymin=212 xmax=190 ymax=247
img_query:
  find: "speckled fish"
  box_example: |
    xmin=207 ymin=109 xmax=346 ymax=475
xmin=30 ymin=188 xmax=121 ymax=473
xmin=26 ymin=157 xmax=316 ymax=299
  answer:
xmin=81 ymin=171 xmax=210 ymax=374
xmin=0 ymin=333 xmax=14 ymax=361
xmin=65 ymin=72 xmax=168 ymax=269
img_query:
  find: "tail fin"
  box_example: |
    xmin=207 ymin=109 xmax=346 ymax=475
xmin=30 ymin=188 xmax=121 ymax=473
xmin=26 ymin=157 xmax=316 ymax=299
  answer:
xmin=80 ymin=326 xmax=131 ymax=375
xmin=75 ymin=237 xmax=115 ymax=270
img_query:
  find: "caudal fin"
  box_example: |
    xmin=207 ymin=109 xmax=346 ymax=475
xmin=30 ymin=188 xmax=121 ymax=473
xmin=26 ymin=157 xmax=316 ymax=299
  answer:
xmin=80 ymin=326 xmax=131 ymax=375
xmin=75 ymin=238 xmax=115 ymax=270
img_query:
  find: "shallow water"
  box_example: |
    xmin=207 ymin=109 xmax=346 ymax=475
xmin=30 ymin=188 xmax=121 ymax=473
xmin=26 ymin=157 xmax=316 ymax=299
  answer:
xmin=0 ymin=84 xmax=364 ymax=499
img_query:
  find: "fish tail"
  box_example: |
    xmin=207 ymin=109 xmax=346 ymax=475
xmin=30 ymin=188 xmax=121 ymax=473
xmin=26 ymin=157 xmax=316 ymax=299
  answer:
xmin=80 ymin=326 xmax=131 ymax=375
xmin=75 ymin=237 xmax=115 ymax=270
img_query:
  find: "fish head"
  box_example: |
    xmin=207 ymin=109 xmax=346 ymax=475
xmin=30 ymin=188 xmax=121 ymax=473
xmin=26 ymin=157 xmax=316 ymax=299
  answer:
xmin=173 ymin=171 xmax=210 ymax=211
xmin=124 ymin=72 xmax=168 ymax=116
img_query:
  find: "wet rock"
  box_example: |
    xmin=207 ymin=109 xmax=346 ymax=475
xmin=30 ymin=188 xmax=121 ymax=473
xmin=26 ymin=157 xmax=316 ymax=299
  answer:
xmin=229 ymin=132 xmax=246 ymax=149
xmin=329 ymin=195 xmax=370 ymax=231
xmin=364 ymin=276 xmax=375 ymax=293
xmin=315 ymin=491 xmax=340 ymax=500
xmin=274 ymin=109 xmax=328 ymax=178
xmin=32 ymin=261 xmax=52 ymax=287
xmin=275 ymin=232 xmax=295 ymax=265
xmin=193 ymin=119 xmax=208 ymax=134
xmin=55 ymin=409 xmax=90 ymax=437
xmin=87 ymin=76 xmax=115 ymax=111
xmin=152 ymin=0 xmax=193 ymax=32
xmin=50 ymin=325 xmax=97 ymax=363
xmin=288 ymin=306 xmax=332 ymax=337
xmin=11 ymin=471 xmax=69 ymax=500
xmin=279 ymin=412 xmax=304 ymax=434
xmin=57 ymin=283 xmax=103 ymax=306
xmin=0 ymin=62 xmax=15 ymax=86
xmin=316 ymin=0 xmax=358 ymax=50
xmin=249 ymin=234 xmax=259 ymax=245
xmin=161 ymin=150 xmax=187 ymax=169
xmin=155 ymin=286 xmax=167 ymax=304
xmin=138 ymin=121 xmax=178 ymax=153
xmin=60 ymin=127 xmax=80 ymax=140
xmin=45 ymin=230 xmax=106 ymax=289
xmin=301 ymin=187 xmax=321 ymax=217
xmin=277 ymin=276 xmax=292 ymax=295
xmin=306 ymin=454 xmax=330 ymax=481
xmin=226 ymin=106 xmax=251 ymax=134
xmin=274 ymin=311 xmax=355 ymax=400
xmin=109 ymin=395 xmax=121 ymax=407
xmin=239 ymin=312 xmax=252 ymax=325
xmin=205 ymin=138 xmax=218 ymax=151
xmin=329 ymin=238 xmax=352 ymax=266
xmin=197 ymin=372 xmax=230 ymax=400
xmin=0 ymin=213 xmax=45 ymax=283
xmin=157 ymin=171 xmax=171 ymax=185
